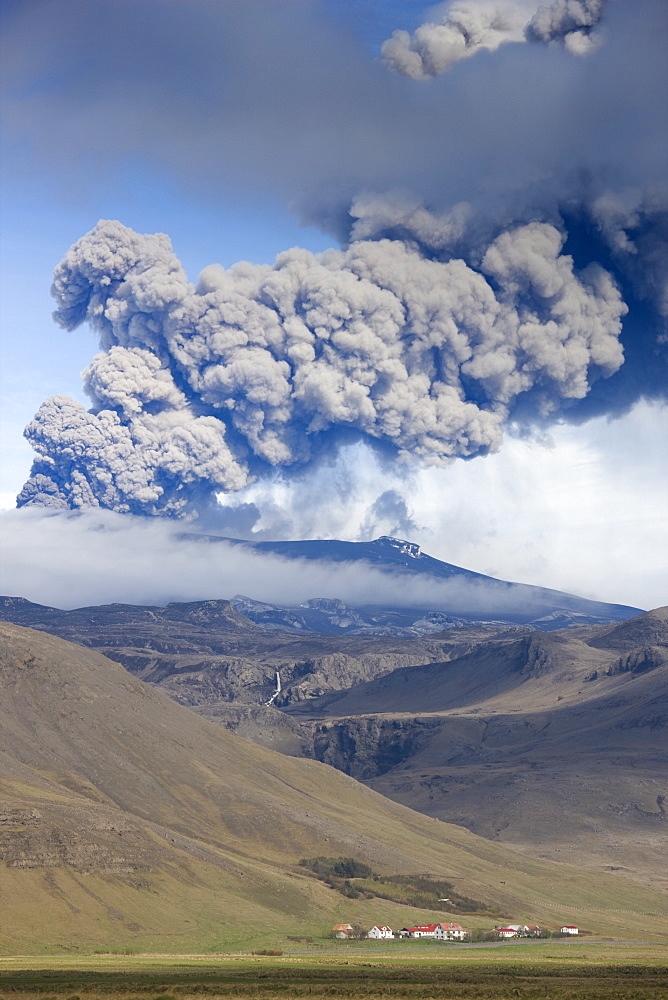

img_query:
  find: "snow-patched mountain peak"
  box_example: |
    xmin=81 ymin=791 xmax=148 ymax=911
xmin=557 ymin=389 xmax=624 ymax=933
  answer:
xmin=374 ymin=536 xmax=422 ymax=559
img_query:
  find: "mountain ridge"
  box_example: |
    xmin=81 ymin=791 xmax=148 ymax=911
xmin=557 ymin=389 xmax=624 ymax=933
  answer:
xmin=4 ymin=620 xmax=667 ymax=951
xmin=0 ymin=595 xmax=530 ymax=707
xmin=189 ymin=532 xmax=642 ymax=626
xmin=0 ymin=593 xmax=664 ymax=894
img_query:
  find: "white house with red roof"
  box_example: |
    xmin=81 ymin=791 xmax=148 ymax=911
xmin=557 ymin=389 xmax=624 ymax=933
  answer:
xmin=495 ymin=926 xmax=519 ymax=938
xmin=399 ymin=922 xmax=468 ymax=940
xmin=368 ymin=925 xmax=394 ymax=939
xmin=399 ymin=923 xmax=440 ymax=938
xmin=434 ymin=922 xmax=467 ymax=941
xmin=561 ymin=925 xmax=579 ymax=935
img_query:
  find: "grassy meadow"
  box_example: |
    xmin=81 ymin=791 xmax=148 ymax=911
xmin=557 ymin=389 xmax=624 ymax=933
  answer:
xmin=1 ymin=944 xmax=668 ymax=999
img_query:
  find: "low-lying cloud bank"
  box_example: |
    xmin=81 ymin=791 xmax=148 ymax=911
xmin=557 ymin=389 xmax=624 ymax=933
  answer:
xmin=0 ymin=507 xmax=619 ymax=616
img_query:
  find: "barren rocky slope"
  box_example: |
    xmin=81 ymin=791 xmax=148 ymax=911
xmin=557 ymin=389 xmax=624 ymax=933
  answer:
xmin=284 ymin=610 xmax=668 ymax=884
xmin=0 ymin=595 xmax=521 ymax=705
xmin=1 ymin=597 xmax=665 ymax=892
xmin=4 ymin=621 xmax=667 ymax=952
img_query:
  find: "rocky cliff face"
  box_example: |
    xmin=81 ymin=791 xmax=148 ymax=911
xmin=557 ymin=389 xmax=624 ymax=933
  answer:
xmin=0 ymin=804 xmax=154 ymax=875
xmin=273 ymin=651 xmax=462 ymax=705
xmin=606 ymin=645 xmax=668 ymax=676
xmin=305 ymin=716 xmax=442 ymax=780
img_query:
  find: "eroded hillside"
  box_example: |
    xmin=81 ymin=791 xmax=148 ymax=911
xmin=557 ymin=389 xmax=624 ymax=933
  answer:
xmin=283 ymin=610 xmax=668 ymax=884
xmin=2 ymin=621 xmax=667 ymax=952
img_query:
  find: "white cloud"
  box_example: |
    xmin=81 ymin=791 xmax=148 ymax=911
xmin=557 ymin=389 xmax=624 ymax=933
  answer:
xmin=411 ymin=401 xmax=667 ymax=608
xmin=0 ymin=504 xmax=595 ymax=617
xmin=220 ymin=400 xmax=668 ymax=610
xmin=3 ymin=385 xmax=664 ymax=611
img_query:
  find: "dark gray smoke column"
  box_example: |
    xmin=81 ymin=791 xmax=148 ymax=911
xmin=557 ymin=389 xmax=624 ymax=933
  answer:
xmin=17 ymin=218 xmax=629 ymax=516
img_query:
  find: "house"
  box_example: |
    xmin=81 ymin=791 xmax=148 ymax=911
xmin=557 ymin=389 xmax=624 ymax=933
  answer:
xmin=434 ymin=922 xmax=467 ymax=941
xmin=332 ymin=923 xmax=353 ymax=938
xmin=400 ymin=923 xmax=440 ymax=938
xmin=495 ymin=924 xmax=543 ymax=939
xmin=368 ymin=925 xmax=394 ymax=939
xmin=399 ymin=922 xmax=468 ymax=941
xmin=561 ymin=925 xmax=579 ymax=935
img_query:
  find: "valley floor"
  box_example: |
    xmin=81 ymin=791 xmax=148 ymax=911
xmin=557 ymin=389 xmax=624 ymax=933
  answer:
xmin=2 ymin=944 xmax=668 ymax=999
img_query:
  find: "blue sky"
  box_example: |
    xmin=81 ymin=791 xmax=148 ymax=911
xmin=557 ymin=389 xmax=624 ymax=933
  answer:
xmin=0 ymin=0 xmax=666 ymax=608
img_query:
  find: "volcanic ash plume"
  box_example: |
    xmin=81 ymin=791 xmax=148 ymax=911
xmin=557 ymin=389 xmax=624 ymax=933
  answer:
xmin=382 ymin=0 xmax=609 ymax=80
xmin=18 ymin=219 xmax=627 ymax=516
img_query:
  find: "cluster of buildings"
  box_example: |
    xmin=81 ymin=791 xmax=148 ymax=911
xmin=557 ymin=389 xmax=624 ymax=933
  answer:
xmin=332 ymin=921 xmax=468 ymax=940
xmin=495 ymin=924 xmax=578 ymax=938
xmin=333 ymin=921 xmax=580 ymax=941
xmin=494 ymin=924 xmax=541 ymax=939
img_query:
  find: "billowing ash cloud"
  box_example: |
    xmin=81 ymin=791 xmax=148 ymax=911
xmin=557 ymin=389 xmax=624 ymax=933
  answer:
xmin=8 ymin=1 xmax=666 ymax=522
xmin=18 ymin=218 xmax=627 ymax=516
xmin=588 ymin=194 xmax=668 ymax=322
xmin=382 ymin=0 xmax=609 ymax=79
xmin=525 ymin=0 xmax=608 ymax=54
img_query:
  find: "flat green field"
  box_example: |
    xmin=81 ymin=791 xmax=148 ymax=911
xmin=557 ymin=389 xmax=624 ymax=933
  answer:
xmin=1 ymin=944 xmax=668 ymax=999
